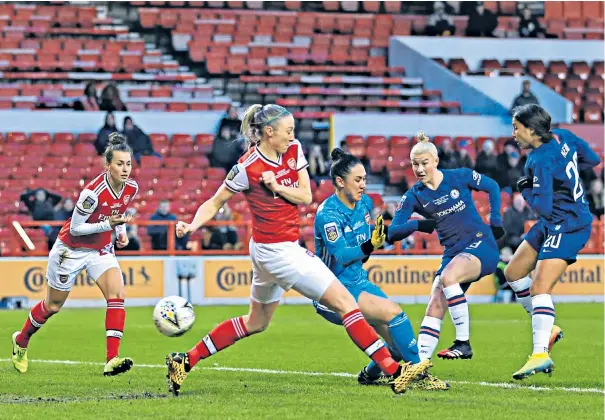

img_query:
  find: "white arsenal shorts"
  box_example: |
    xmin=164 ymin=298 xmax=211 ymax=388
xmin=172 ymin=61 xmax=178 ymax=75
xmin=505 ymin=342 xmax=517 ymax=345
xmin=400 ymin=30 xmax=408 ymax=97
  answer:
xmin=248 ymin=238 xmax=337 ymax=304
xmin=46 ymin=239 xmax=121 ymax=292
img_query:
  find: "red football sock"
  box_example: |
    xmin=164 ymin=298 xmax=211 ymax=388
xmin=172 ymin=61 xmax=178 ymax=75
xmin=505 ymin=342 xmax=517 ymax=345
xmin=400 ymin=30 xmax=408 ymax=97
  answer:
xmin=17 ymin=300 xmax=54 ymax=348
xmin=188 ymin=317 xmax=249 ymax=368
xmin=105 ymin=299 xmax=126 ymax=361
xmin=342 ymin=309 xmax=399 ymax=376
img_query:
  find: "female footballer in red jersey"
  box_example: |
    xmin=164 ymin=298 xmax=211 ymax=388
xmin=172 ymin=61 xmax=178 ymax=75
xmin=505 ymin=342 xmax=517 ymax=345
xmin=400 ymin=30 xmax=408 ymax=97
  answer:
xmin=165 ymin=104 xmax=430 ymax=396
xmin=11 ymin=133 xmax=138 ymax=377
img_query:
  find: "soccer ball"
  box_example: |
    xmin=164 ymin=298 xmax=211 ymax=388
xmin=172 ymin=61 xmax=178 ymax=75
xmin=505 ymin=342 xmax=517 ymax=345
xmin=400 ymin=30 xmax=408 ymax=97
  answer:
xmin=153 ymin=296 xmax=196 ymax=337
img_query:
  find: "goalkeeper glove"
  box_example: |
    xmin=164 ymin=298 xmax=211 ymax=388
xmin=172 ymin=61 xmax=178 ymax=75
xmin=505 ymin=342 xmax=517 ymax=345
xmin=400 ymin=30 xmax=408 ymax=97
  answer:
xmin=361 ymin=215 xmax=386 ymax=255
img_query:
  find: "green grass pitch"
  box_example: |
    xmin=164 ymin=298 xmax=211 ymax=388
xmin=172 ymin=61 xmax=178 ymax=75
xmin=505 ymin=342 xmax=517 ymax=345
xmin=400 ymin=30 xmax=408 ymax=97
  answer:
xmin=1 ymin=303 xmax=603 ymax=419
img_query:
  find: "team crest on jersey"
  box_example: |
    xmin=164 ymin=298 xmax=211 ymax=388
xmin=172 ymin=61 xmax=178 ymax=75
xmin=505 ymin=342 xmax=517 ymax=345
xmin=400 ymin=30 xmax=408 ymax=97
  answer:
xmin=396 ymin=195 xmax=406 ymax=211
xmin=227 ymin=165 xmax=239 ymax=181
xmin=365 ymin=213 xmax=370 ymax=224
xmin=324 ymin=222 xmax=339 ymax=243
xmin=82 ymin=196 xmax=95 ymax=210
xmin=476 ymin=232 xmax=483 ymax=238
xmin=123 ymin=194 xmax=131 ymax=204
xmin=287 ymin=158 xmax=296 ymax=170
xmin=450 ymin=189 xmax=460 ymax=199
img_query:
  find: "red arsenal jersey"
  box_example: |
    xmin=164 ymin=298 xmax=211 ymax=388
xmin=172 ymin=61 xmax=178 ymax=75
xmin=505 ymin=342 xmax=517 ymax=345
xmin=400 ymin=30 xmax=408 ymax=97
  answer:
xmin=224 ymin=140 xmax=309 ymax=244
xmin=58 ymin=172 xmax=138 ymax=252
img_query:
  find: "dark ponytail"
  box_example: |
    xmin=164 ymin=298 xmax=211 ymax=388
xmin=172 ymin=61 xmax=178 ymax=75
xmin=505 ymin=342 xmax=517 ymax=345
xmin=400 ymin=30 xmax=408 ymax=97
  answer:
xmin=330 ymin=148 xmax=362 ymax=187
xmin=511 ymin=104 xmax=554 ymax=142
xmin=104 ymin=132 xmax=132 ymax=164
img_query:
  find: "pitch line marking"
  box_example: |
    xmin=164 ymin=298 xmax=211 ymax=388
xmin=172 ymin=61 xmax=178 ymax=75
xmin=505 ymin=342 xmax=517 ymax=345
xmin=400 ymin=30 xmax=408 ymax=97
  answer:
xmin=1 ymin=358 xmax=603 ymax=395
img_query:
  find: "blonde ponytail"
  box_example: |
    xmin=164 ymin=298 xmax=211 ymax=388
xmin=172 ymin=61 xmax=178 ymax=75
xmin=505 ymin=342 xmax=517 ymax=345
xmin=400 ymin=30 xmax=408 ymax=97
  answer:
xmin=410 ymin=130 xmax=438 ymax=159
xmin=240 ymin=104 xmax=263 ymax=149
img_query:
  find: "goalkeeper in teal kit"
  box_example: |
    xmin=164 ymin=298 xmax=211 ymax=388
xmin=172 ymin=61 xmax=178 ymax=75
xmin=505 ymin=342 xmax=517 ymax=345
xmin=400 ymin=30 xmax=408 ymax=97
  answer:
xmin=312 ymin=147 xmax=449 ymax=391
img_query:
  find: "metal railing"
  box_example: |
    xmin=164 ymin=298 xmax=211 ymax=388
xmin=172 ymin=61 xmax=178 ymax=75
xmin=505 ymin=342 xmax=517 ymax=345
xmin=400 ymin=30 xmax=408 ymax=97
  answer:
xmin=7 ymin=219 xmax=603 ymax=256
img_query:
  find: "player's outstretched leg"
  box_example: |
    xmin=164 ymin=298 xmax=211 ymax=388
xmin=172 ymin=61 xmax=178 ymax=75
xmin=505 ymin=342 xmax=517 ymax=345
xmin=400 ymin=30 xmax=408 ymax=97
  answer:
xmin=508 ymin=276 xmax=564 ymax=353
xmin=97 ymin=268 xmax=134 ymax=377
xmin=167 ymin=297 xmax=274 ymax=396
xmin=167 ymin=315 xmax=252 ymax=396
xmin=103 ymin=298 xmax=133 ymax=377
xmin=437 ymin=284 xmax=473 ymax=360
xmin=11 ymin=331 xmax=28 ymax=374
xmin=12 ymin=299 xmax=58 ymax=373
xmin=513 ymin=293 xmax=556 ymax=380
xmin=319 ymin=281 xmax=430 ymax=394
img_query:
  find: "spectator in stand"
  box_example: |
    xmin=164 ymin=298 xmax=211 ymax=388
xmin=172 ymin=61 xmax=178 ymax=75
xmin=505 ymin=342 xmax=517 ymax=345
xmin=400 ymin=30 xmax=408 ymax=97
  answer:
xmin=437 ymin=138 xmax=461 ymax=169
xmin=53 ymin=197 xmax=74 ymax=222
xmin=493 ymin=247 xmax=515 ymax=303
xmin=149 ymin=200 xmax=189 ymax=250
xmin=475 ymin=139 xmax=499 ymax=181
xmin=100 ymin=83 xmax=127 ymax=112
xmin=201 ymin=228 xmax=223 ymax=250
xmin=122 ymin=116 xmax=162 ymax=164
xmin=20 ymin=189 xmax=62 ymax=222
xmin=426 ymin=1 xmax=456 ymax=36
xmin=502 ymin=193 xmax=533 ymax=251
xmin=518 ymin=7 xmax=544 ymax=38
xmin=48 ymin=198 xmax=74 ymax=248
xmin=210 ymin=126 xmax=244 ymax=173
xmin=209 ymin=205 xmax=242 ymax=250
xmin=113 ymin=207 xmax=140 ymax=251
xmin=457 ymin=139 xmax=475 ymax=168
xmin=465 ymin=1 xmax=498 ymax=37
xmin=74 ymin=82 xmax=100 ymax=111
xmin=308 ymin=144 xmax=327 ymax=177
xmin=511 ymin=80 xmax=539 ymax=110
xmin=587 ymin=179 xmax=604 ymax=218
xmin=95 ymin=112 xmax=118 ymax=155
xmin=218 ymin=105 xmax=242 ymax=133
xmin=496 ymin=140 xmax=525 ymax=192
xmin=383 ymin=201 xmax=397 ymax=221
xmin=371 ymin=206 xmax=382 ymax=221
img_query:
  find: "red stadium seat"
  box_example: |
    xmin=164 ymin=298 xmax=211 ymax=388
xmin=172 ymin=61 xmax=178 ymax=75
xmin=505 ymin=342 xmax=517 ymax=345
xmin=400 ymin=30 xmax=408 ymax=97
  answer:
xmin=207 ymin=167 xmax=227 ymax=179
xmin=7 ymin=132 xmax=27 ymax=144
xmin=140 ymin=156 xmax=163 ymax=168
xmin=73 ymin=143 xmax=97 ymax=156
xmin=29 ymin=132 xmax=52 ymax=144
xmin=77 ymin=133 xmax=97 ymax=143
xmin=187 ymin=155 xmax=210 ymax=169
xmin=172 ymin=133 xmax=194 ymax=145
xmin=54 ymin=132 xmax=75 ymax=143
xmin=163 ymin=157 xmax=186 ymax=169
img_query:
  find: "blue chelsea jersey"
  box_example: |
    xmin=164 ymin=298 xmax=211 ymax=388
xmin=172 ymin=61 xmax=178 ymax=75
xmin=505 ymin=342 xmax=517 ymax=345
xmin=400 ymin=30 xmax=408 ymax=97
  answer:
xmin=524 ymin=128 xmax=600 ymax=233
xmin=392 ymin=168 xmax=501 ymax=256
xmin=314 ymin=194 xmax=374 ymax=286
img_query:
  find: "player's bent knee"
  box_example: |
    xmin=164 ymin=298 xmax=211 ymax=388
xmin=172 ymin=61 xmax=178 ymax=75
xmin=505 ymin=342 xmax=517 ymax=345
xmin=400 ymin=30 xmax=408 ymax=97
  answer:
xmin=242 ymin=315 xmax=270 ymax=334
xmin=385 ymin=302 xmax=403 ymax=321
xmin=45 ymin=299 xmax=64 ymax=313
xmin=439 ymin=271 xmax=457 ymax=287
xmin=320 ymin=282 xmax=357 ymax=316
xmin=503 ymin=264 xmax=517 ymax=283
